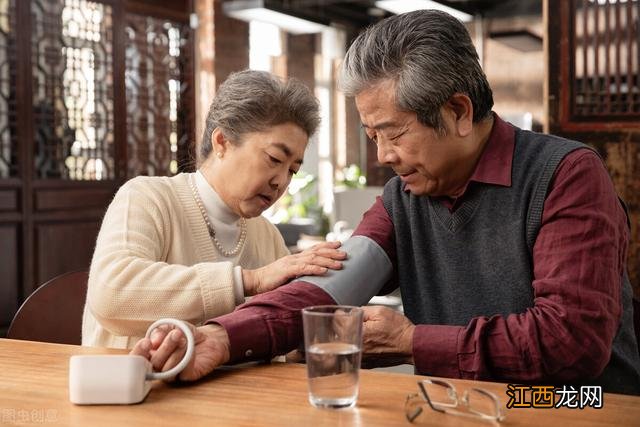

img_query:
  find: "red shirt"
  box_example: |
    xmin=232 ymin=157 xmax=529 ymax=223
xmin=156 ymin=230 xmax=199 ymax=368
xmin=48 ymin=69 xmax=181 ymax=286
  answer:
xmin=213 ymin=115 xmax=629 ymax=383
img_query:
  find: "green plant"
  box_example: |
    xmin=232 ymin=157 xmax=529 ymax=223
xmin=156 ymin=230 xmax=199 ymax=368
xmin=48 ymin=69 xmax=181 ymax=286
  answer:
xmin=272 ymin=171 xmax=329 ymax=236
xmin=336 ymin=164 xmax=366 ymax=189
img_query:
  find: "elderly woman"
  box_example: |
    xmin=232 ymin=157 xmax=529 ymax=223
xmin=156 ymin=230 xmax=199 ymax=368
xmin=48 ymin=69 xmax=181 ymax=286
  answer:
xmin=83 ymin=70 xmax=345 ymax=349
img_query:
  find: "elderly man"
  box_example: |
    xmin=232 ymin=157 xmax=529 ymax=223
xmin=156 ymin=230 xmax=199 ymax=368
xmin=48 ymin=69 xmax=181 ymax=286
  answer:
xmin=133 ymin=10 xmax=640 ymax=394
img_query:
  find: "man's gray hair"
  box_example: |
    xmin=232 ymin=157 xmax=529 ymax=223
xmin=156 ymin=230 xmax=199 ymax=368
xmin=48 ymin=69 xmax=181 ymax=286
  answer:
xmin=339 ymin=10 xmax=493 ymax=132
xmin=200 ymin=70 xmax=320 ymax=160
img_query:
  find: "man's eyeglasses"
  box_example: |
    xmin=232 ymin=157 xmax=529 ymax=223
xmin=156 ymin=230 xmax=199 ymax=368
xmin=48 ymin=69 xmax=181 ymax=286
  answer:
xmin=405 ymin=379 xmax=506 ymax=423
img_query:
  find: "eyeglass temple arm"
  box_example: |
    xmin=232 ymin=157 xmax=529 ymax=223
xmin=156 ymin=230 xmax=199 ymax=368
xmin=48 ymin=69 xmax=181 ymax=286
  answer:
xmin=418 ymin=381 xmax=448 ymax=414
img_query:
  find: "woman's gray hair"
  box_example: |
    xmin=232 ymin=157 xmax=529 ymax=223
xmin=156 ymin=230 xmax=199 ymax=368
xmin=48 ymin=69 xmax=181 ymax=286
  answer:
xmin=200 ymin=70 xmax=320 ymax=161
xmin=339 ymin=10 xmax=493 ymax=132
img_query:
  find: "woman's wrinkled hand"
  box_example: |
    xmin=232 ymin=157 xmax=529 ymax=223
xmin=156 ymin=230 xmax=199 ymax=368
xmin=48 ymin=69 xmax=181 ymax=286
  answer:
xmin=242 ymin=241 xmax=346 ymax=295
xmin=130 ymin=323 xmax=230 ymax=382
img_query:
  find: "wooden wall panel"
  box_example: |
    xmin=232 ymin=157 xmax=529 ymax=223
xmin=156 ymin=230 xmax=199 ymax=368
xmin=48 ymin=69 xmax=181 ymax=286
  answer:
xmin=34 ymin=188 xmax=115 ymax=212
xmin=0 ymin=225 xmax=18 ymax=327
xmin=35 ymin=221 xmax=101 ymax=288
xmin=0 ymin=189 xmax=18 ymax=211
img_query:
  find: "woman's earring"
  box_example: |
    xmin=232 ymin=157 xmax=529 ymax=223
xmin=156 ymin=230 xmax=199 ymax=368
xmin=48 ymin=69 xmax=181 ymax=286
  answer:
xmin=217 ymin=152 xmax=223 ymax=159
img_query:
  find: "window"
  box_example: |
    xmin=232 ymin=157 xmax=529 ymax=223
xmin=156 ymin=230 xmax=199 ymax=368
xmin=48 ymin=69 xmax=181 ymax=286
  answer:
xmin=567 ymin=0 xmax=639 ymax=126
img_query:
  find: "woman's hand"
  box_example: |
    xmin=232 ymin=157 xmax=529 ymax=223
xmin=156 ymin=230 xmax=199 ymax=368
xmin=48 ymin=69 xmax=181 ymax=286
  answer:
xmin=242 ymin=241 xmax=346 ymax=295
xmin=130 ymin=324 xmax=230 ymax=381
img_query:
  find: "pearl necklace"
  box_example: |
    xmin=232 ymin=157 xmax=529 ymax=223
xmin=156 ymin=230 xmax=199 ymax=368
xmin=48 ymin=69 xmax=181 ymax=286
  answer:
xmin=188 ymin=174 xmax=247 ymax=257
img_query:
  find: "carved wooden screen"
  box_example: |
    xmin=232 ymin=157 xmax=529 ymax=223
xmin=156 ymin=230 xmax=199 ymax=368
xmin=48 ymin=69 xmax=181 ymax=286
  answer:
xmin=0 ymin=0 xmax=194 ymax=335
xmin=0 ymin=0 xmax=18 ymax=332
xmin=28 ymin=0 xmax=195 ymax=180
xmin=32 ymin=0 xmax=115 ymax=180
xmin=125 ymin=13 xmax=194 ymax=176
xmin=0 ymin=0 xmax=17 ymax=178
xmin=557 ymin=0 xmax=640 ymax=130
xmin=573 ymin=0 xmax=639 ymax=119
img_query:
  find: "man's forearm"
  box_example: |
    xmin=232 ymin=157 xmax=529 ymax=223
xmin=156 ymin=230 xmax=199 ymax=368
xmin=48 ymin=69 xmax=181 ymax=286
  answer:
xmin=208 ymin=281 xmax=335 ymax=363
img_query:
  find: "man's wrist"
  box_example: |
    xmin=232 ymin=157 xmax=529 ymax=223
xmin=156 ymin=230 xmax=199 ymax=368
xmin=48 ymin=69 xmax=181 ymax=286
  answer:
xmin=202 ymin=324 xmax=231 ymax=364
xmin=401 ymin=324 xmax=416 ymax=361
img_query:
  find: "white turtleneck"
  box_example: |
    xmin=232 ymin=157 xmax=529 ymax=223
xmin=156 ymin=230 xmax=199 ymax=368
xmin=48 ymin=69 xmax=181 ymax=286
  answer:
xmin=195 ymin=170 xmax=245 ymax=305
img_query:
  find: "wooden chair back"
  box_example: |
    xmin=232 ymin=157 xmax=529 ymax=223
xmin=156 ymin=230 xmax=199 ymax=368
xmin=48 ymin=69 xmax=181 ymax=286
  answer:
xmin=7 ymin=271 xmax=88 ymax=345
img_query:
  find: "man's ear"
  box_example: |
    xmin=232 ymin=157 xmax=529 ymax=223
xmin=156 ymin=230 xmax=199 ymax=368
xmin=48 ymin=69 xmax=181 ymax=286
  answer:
xmin=445 ymin=93 xmax=473 ymax=137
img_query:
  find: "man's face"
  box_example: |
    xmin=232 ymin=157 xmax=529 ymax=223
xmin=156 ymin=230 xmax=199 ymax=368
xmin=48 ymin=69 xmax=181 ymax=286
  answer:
xmin=355 ymin=80 xmax=471 ymax=197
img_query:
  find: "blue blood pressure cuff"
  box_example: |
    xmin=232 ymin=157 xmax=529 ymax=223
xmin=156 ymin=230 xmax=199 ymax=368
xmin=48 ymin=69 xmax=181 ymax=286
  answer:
xmin=297 ymin=235 xmax=392 ymax=306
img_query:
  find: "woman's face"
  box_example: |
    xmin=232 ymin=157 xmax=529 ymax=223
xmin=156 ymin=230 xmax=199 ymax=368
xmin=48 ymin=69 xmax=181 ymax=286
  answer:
xmin=206 ymin=122 xmax=308 ymax=218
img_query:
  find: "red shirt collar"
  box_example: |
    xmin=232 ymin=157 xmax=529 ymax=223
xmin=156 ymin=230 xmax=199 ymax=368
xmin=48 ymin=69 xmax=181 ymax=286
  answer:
xmin=436 ymin=113 xmax=515 ymax=210
xmin=469 ymin=113 xmax=514 ymax=188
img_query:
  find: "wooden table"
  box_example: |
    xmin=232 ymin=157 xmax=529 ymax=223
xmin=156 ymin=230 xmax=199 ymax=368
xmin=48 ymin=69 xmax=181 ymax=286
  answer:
xmin=1 ymin=338 xmax=638 ymax=426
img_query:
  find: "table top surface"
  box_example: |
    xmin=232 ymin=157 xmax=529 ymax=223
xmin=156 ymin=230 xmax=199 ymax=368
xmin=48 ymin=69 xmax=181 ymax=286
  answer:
xmin=1 ymin=338 xmax=639 ymax=426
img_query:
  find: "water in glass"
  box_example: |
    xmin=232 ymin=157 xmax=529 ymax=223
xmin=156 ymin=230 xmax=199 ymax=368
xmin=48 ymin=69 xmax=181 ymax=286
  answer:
xmin=306 ymin=342 xmax=361 ymax=408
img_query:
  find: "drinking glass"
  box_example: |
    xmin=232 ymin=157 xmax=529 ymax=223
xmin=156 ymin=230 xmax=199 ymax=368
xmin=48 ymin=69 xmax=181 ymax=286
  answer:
xmin=302 ymin=305 xmax=363 ymax=409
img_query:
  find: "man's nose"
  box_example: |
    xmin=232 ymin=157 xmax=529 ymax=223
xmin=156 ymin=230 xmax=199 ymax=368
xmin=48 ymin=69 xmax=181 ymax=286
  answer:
xmin=377 ymin=141 xmax=397 ymax=165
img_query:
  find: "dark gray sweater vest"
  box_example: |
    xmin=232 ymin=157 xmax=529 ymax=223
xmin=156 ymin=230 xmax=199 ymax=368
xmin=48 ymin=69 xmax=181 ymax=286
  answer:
xmin=382 ymin=128 xmax=640 ymax=395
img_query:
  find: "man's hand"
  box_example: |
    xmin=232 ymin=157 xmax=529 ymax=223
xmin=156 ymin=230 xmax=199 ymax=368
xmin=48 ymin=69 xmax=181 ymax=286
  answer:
xmin=130 ymin=324 xmax=230 ymax=381
xmin=243 ymin=241 xmax=346 ymax=295
xmin=361 ymin=306 xmax=415 ymax=367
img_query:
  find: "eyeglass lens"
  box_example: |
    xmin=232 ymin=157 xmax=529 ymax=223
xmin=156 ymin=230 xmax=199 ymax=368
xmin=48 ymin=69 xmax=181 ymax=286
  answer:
xmin=465 ymin=388 xmax=500 ymax=418
xmin=421 ymin=381 xmax=458 ymax=408
xmin=418 ymin=380 xmax=503 ymax=421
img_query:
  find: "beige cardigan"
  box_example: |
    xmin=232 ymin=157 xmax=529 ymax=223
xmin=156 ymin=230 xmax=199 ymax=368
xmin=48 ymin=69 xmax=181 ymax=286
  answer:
xmin=82 ymin=173 xmax=289 ymax=349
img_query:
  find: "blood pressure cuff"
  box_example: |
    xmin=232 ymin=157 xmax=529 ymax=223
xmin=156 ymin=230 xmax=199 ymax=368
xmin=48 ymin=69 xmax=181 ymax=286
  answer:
xmin=296 ymin=235 xmax=392 ymax=306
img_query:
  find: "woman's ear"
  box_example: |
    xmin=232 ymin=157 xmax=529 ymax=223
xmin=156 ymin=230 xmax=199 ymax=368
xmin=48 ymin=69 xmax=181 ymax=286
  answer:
xmin=211 ymin=128 xmax=227 ymax=158
xmin=445 ymin=93 xmax=473 ymax=137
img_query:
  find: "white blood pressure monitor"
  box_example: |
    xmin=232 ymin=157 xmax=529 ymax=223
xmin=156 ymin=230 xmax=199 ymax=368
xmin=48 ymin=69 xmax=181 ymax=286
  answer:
xmin=69 ymin=318 xmax=195 ymax=405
